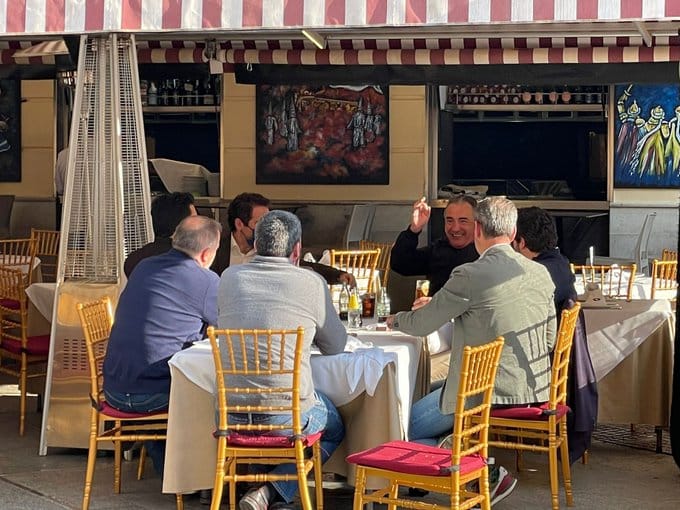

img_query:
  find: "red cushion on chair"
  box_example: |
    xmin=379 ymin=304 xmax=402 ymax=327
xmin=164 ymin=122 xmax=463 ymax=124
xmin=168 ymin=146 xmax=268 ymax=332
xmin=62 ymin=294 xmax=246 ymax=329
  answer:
xmin=221 ymin=431 xmax=323 ymax=448
xmin=490 ymin=402 xmax=570 ymax=420
xmin=0 ymin=298 xmax=20 ymax=310
xmin=1 ymin=334 xmax=50 ymax=355
xmin=346 ymin=440 xmax=487 ymax=477
xmin=99 ymin=401 xmax=167 ymax=420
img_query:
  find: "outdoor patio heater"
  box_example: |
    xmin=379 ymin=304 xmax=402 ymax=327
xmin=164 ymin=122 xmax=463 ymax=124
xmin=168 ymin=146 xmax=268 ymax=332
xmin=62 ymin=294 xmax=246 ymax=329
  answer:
xmin=39 ymin=34 xmax=153 ymax=454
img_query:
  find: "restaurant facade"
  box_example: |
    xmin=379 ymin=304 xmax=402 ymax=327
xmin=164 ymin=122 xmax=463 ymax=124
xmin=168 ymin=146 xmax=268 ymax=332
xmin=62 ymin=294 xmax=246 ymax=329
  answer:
xmin=0 ymin=0 xmax=679 ymax=465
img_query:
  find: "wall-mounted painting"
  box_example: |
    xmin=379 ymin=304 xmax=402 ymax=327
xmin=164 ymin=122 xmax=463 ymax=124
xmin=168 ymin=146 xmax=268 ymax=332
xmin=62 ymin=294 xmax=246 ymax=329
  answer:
xmin=614 ymin=83 xmax=680 ymax=188
xmin=256 ymin=85 xmax=389 ymax=185
xmin=0 ymin=80 xmax=20 ymax=182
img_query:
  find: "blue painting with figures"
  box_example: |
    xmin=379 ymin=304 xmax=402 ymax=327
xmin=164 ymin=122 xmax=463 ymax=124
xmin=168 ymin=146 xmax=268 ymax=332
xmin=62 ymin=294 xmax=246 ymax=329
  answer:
xmin=614 ymin=83 xmax=680 ymax=188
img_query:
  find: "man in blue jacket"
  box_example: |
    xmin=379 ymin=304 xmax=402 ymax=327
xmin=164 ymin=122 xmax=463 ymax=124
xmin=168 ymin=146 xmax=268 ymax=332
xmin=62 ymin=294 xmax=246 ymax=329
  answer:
xmin=103 ymin=215 xmax=221 ymax=474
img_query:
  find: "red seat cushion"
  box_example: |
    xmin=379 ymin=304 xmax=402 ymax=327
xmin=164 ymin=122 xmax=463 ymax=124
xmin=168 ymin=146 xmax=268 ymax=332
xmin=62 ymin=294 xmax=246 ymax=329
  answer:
xmin=1 ymin=334 xmax=50 ymax=356
xmin=490 ymin=402 xmax=570 ymax=420
xmin=0 ymin=298 xmax=20 ymax=310
xmin=220 ymin=431 xmax=323 ymax=448
xmin=346 ymin=440 xmax=487 ymax=477
xmin=99 ymin=401 xmax=167 ymax=420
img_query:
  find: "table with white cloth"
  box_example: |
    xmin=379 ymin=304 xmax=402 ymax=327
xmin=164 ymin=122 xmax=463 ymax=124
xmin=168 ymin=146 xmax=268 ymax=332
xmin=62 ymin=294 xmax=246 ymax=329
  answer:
xmin=575 ymin=274 xmax=677 ymax=300
xmin=583 ymin=299 xmax=675 ymax=426
xmin=162 ymin=328 xmax=427 ymax=494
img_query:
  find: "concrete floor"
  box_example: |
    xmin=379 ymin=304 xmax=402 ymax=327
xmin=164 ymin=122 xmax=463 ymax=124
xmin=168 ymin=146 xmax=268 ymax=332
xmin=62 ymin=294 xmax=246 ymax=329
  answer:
xmin=1 ymin=387 xmax=680 ymax=509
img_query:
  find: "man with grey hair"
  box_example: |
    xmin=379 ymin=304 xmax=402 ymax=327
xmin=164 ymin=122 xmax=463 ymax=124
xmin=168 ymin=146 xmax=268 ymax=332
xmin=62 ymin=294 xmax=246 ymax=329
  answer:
xmin=387 ymin=196 xmax=556 ymax=506
xmin=103 ymin=215 xmax=222 ymax=475
xmin=218 ymin=210 xmax=346 ymax=510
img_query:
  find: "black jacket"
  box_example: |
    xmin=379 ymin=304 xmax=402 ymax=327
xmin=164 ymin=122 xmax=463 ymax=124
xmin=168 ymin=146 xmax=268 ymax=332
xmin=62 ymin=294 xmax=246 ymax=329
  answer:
xmin=390 ymin=227 xmax=479 ymax=295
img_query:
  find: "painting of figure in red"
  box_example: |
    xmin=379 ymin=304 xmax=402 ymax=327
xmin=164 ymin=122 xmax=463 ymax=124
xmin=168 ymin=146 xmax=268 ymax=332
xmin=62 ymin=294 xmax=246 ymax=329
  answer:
xmin=256 ymin=85 xmax=389 ymax=184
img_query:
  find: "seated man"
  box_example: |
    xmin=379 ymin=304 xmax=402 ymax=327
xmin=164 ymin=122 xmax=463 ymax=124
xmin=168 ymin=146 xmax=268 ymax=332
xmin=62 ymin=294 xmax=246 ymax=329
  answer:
xmin=390 ymin=195 xmax=479 ymax=295
xmin=124 ymin=192 xmax=197 ymax=277
xmin=514 ymin=206 xmax=577 ymax=313
xmin=212 ymin=192 xmax=355 ymax=287
xmin=387 ymin=197 xmax=557 ymax=506
xmin=218 ymin=210 xmax=346 ymax=510
xmin=104 ymin=215 xmax=221 ymax=474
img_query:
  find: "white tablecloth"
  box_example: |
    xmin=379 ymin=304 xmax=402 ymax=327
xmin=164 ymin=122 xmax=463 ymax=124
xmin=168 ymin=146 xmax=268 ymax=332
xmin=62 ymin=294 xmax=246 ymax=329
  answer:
xmin=575 ymin=274 xmax=677 ymax=300
xmin=25 ymin=282 xmax=57 ymax=321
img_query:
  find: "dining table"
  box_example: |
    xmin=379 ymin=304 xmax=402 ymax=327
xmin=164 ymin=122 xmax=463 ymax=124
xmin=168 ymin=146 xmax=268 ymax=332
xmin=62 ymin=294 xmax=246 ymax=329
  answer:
xmin=162 ymin=325 xmax=428 ymax=494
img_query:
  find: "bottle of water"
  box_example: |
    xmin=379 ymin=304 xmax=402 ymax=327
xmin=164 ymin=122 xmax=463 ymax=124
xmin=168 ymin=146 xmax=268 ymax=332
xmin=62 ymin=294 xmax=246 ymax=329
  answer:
xmin=347 ymin=287 xmax=362 ymax=329
xmin=376 ymin=287 xmax=391 ymax=323
xmin=338 ymin=284 xmax=349 ymax=321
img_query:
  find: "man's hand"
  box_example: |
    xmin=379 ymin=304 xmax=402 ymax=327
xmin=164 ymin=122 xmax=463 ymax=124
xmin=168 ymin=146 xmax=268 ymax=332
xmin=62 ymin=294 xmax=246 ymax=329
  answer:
xmin=409 ymin=197 xmax=431 ymax=234
xmin=386 ymin=314 xmax=396 ymax=329
xmin=338 ymin=271 xmax=357 ymax=288
xmin=411 ymin=296 xmax=432 ymax=311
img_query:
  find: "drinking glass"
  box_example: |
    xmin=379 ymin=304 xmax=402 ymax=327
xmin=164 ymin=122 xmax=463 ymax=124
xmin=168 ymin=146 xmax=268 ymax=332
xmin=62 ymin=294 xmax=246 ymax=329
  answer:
xmin=415 ymin=279 xmax=430 ymax=300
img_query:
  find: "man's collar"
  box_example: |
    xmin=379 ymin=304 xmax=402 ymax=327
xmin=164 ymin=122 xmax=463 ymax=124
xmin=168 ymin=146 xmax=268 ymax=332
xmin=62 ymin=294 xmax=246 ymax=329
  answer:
xmin=478 ymin=242 xmax=512 ymax=259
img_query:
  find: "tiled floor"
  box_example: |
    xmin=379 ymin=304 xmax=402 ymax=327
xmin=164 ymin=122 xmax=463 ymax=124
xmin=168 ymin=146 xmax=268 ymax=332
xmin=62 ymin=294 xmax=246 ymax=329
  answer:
xmin=1 ymin=385 xmax=680 ymax=509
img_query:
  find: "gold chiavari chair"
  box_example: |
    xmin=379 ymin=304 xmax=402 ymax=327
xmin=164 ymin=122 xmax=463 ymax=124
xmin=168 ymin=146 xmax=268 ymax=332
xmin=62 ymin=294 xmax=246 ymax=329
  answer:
xmin=207 ymin=326 xmax=323 ymax=510
xmin=330 ymin=249 xmax=381 ymax=293
xmin=650 ymin=259 xmax=678 ymax=299
xmin=570 ymin=263 xmax=637 ymax=300
xmin=359 ymin=240 xmax=394 ymax=288
xmin=30 ymin=229 xmax=60 ymax=283
xmin=347 ymin=338 xmax=505 ymax=510
xmin=661 ymin=249 xmax=678 ymax=261
xmin=0 ymin=265 xmax=50 ymax=435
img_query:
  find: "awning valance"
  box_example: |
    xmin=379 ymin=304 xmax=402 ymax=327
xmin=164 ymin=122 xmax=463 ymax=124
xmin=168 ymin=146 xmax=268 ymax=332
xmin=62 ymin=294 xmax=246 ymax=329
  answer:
xmin=1 ymin=0 xmax=679 ymax=36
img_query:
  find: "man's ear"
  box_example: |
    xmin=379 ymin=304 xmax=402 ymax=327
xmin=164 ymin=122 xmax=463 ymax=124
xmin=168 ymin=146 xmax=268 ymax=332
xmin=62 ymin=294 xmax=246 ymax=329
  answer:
xmin=234 ymin=218 xmax=245 ymax=231
xmin=509 ymin=226 xmax=517 ymax=243
xmin=291 ymin=241 xmax=302 ymax=264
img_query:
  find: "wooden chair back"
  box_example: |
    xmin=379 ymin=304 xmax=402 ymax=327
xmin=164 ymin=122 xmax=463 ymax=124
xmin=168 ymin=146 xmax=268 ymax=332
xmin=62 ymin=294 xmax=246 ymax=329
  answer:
xmin=661 ymin=249 xmax=678 ymax=261
xmin=650 ymin=259 xmax=678 ymax=299
xmin=0 ymin=237 xmax=37 ymax=284
xmin=359 ymin=240 xmax=394 ymax=288
xmin=330 ymin=248 xmax=381 ymax=293
xmin=570 ymin=263 xmax=636 ymax=300
xmin=31 ymin=229 xmax=60 ymax=282
xmin=77 ymin=298 xmax=114 ymax=405
xmin=0 ymin=265 xmax=28 ymax=347
xmin=548 ymin=302 xmax=581 ymax=409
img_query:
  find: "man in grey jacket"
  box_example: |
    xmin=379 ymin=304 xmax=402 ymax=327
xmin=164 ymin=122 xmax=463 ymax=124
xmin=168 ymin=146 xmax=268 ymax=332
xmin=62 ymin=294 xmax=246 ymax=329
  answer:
xmin=388 ymin=196 xmax=556 ymax=506
xmin=218 ymin=210 xmax=346 ymax=510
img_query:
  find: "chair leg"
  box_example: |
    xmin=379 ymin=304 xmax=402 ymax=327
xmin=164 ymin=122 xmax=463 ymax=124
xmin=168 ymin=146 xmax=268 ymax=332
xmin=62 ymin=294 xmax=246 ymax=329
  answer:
xmin=113 ymin=423 xmax=122 ymax=494
xmin=297 ymin=449 xmax=314 ymax=510
xmin=137 ymin=445 xmax=146 ymax=480
xmin=19 ymin=357 xmax=27 ymax=436
xmin=82 ymin=421 xmax=99 ymax=510
xmin=559 ymin=421 xmax=574 ymax=507
xmin=313 ymin=443 xmax=324 ymax=510
xmin=175 ymin=493 xmax=184 ymax=510
xmin=548 ymin=433 xmax=560 ymax=510
xmin=210 ymin=437 xmax=227 ymax=510
xmin=581 ymin=450 xmax=589 ymax=464
xmin=353 ymin=467 xmax=366 ymax=509
xmin=480 ymin=467 xmax=491 ymax=510
xmin=388 ymin=481 xmax=399 ymax=510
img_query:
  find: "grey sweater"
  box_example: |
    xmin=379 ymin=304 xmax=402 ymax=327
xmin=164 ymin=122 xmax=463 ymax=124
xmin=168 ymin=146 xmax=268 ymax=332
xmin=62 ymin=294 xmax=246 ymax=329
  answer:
xmin=217 ymin=255 xmax=347 ymax=412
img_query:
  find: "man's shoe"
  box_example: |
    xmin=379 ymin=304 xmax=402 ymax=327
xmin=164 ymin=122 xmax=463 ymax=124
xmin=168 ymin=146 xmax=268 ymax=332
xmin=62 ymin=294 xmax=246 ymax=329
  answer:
xmin=489 ymin=466 xmax=517 ymax=506
xmin=238 ymin=486 xmax=270 ymax=510
xmin=437 ymin=434 xmax=453 ymax=450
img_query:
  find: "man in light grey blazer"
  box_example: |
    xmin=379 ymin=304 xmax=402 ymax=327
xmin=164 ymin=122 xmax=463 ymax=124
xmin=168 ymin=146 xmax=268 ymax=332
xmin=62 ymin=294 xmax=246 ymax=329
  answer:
xmin=387 ymin=196 xmax=556 ymax=505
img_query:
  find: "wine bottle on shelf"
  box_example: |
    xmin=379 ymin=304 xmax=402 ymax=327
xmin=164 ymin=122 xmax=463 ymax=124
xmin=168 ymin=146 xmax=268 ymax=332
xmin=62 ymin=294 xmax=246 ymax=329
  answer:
xmin=548 ymin=87 xmax=558 ymax=104
xmin=534 ymin=87 xmax=544 ymax=104
xmin=147 ymin=81 xmax=158 ymax=106
xmin=194 ymin=79 xmax=204 ymax=106
xmin=203 ymin=78 xmax=214 ymax=106
xmin=183 ymin=79 xmax=194 ymax=106
xmin=560 ymin=85 xmax=572 ymax=104
xmin=171 ymin=79 xmax=181 ymax=106
xmin=521 ymin=87 xmax=532 ymax=104
xmin=158 ymin=80 xmax=168 ymax=106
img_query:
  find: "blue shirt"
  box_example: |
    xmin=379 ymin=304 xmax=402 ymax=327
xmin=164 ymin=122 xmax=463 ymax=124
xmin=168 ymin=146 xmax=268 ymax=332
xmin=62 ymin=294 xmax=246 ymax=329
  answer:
xmin=103 ymin=249 xmax=219 ymax=395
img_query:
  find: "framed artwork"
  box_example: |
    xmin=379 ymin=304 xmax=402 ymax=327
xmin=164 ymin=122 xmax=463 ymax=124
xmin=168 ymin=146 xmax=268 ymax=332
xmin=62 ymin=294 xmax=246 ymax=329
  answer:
xmin=0 ymin=79 xmax=20 ymax=182
xmin=256 ymin=85 xmax=389 ymax=185
xmin=614 ymin=83 xmax=680 ymax=188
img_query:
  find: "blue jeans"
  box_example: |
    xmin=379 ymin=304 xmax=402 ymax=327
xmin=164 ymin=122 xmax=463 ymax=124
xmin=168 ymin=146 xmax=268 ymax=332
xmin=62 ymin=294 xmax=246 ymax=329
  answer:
xmin=408 ymin=387 xmax=453 ymax=446
xmin=103 ymin=390 xmax=169 ymax=476
xmin=228 ymin=391 xmax=345 ymax=503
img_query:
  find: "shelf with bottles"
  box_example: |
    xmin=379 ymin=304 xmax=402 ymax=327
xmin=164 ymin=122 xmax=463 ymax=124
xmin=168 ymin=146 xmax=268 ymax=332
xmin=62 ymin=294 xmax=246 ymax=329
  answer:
xmin=445 ymin=84 xmax=608 ymax=112
xmin=140 ymin=76 xmax=221 ymax=112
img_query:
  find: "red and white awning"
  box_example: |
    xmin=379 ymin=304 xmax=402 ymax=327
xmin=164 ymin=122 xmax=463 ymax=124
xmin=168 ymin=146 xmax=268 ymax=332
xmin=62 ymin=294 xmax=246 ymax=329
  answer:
xmin=1 ymin=0 xmax=679 ymax=36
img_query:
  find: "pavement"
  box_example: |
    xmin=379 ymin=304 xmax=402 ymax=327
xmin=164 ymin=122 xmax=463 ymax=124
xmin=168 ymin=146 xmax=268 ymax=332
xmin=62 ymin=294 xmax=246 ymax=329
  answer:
xmin=1 ymin=383 xmax=680 ymax=509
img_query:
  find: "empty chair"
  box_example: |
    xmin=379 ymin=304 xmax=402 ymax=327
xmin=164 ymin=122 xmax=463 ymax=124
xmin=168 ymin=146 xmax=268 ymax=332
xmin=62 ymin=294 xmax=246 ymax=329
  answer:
xmin=343 ymin=204 xmax=376 ymax=249
xmin=662 ymin=249 xmax=678 ymax=261
xmin=0 ymin=194 xmax=14 ymax=239
xmin=30 ymin=229 xmax=60 ymax=283
xmin=650 ymin=259 xmax=678 ymax=299
xmin=76 ymin=298 xmax=182 ymax=510
xmin=0 ymin=265 xmax=50 ymax=435
xmin=207 ymin=326 xmax=323 ymax=510
xmin=593 ymin=212 xmax=655 ymax=275
xmin=330 ymin=249 xmax=381 ymax=293
xmin=483 ymin=303 xmax=580 ymax=510
xmin=570 ymin=263 xmax=637 ymax=300
xmin=347 ymin=337 xmax=504 ymax=510
xmin=359 ymin=239 xmax=394 ymax=288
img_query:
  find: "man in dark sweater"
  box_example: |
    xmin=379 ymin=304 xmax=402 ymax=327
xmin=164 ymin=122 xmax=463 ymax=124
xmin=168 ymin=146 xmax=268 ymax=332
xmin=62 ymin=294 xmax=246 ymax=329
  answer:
xmin=104 ymin=215 xmax=221 ymax=474
xmin=390 ymin=195 xmax=479 ymax=295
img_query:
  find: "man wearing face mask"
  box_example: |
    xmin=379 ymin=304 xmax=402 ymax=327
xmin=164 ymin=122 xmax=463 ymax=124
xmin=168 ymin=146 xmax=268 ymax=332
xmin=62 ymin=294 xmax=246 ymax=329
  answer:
xmin=390 ymin=195 xmax=479 ymax=295
xmin=211 ymin=192 xmax=356 ymax=288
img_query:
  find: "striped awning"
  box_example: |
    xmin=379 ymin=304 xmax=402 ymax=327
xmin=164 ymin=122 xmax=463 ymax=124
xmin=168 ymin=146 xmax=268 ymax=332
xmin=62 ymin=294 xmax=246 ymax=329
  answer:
xmin=0 ymin=0 xmax=679 ymax=36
